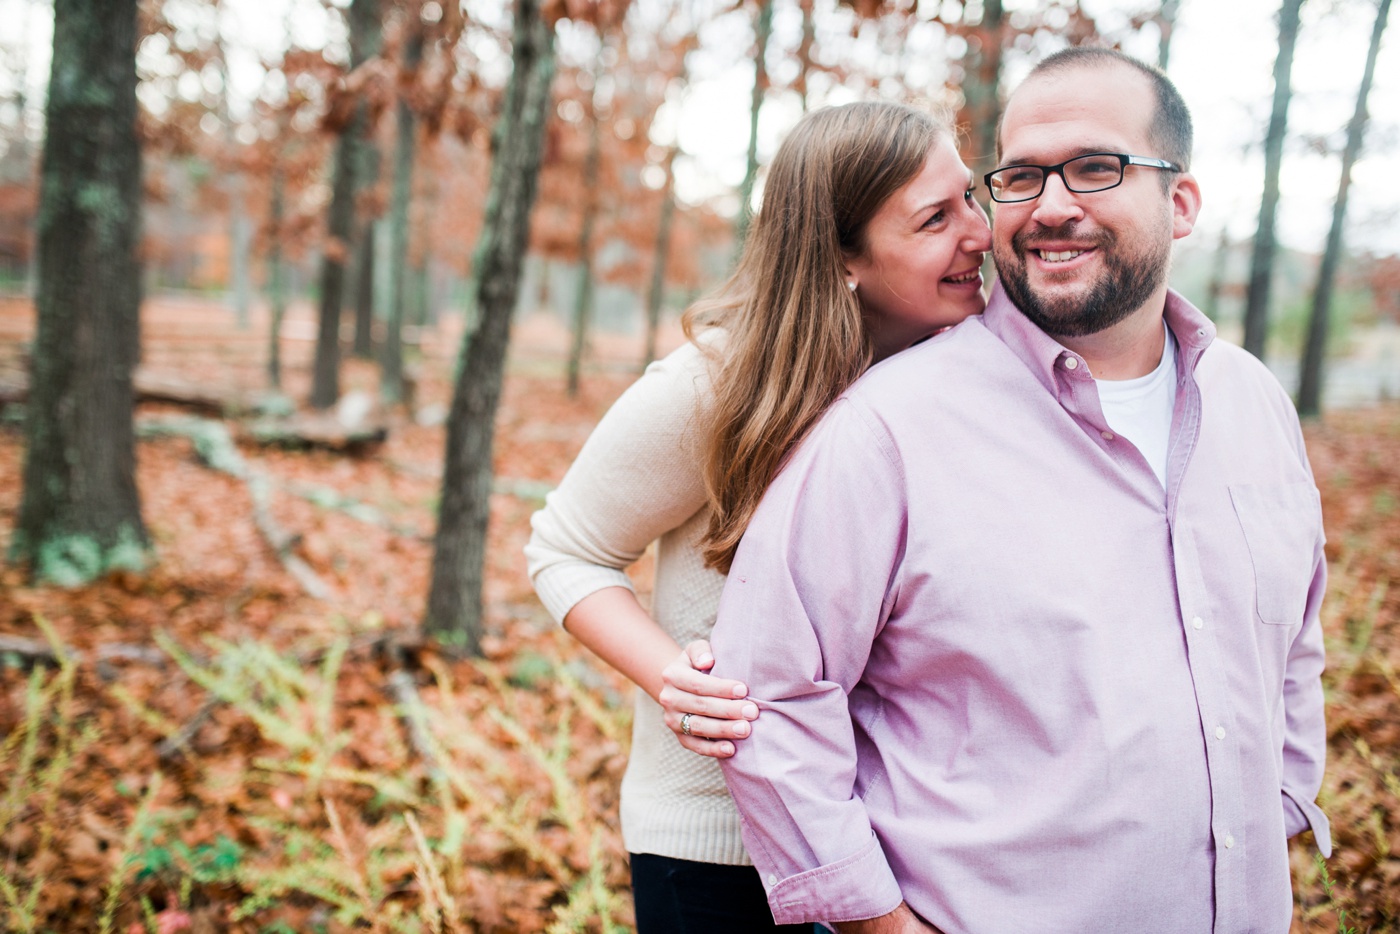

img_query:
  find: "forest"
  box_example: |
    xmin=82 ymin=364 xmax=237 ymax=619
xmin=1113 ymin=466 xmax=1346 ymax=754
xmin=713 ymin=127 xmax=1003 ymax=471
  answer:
xmin=0 ymin=0 xmax=1398 ymax=930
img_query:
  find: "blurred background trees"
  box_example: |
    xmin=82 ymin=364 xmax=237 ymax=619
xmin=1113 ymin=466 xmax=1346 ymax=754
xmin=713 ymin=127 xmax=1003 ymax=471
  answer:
xmin=1 ymin=0 xmax=1397 ymax=591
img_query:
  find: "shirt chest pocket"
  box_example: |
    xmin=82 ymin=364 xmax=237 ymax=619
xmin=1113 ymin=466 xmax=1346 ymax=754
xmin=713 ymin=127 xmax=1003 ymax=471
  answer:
xmin=1229 ymin=481 xmax=1322 ymax=626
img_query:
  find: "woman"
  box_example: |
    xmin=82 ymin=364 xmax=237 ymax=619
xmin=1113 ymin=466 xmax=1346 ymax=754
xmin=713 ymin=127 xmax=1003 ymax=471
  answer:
xmin=525 ymin=100 xmax=990 ymax=932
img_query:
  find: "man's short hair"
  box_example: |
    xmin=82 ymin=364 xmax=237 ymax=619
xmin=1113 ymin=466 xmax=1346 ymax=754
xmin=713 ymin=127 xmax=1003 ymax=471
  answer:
xmin=1004 ymin=47 xmax=1193 ymax=172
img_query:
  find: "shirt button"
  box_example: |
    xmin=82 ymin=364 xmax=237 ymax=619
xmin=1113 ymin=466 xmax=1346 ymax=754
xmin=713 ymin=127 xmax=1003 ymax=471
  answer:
xmin=1215 ymin=726 xmax=1226 ymax=740
xmin=1192 ymin=616 xmax=1204 ymax=630
xmin=1224 ymin=834 xmax=1235 ymax=849
xmin=1064 ymin=356 xmax=1079 ymax=370
xmin=767 ymin=874 xmax=777 ymax=886
xmin=1100 ymin=430 xmax=1115 ymax=441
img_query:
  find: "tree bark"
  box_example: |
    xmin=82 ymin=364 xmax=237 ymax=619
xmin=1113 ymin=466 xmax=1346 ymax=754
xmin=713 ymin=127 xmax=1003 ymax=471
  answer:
xmin=1297 ymin=0 xmax=1390 ymax=417
xmin=796 ymin=0 xmax=815 ymax=112
xmin=643 ymin=147 xmax=678 ymax=370
xmin=412 ymin=258 xmax=431 ymax=326
xmin=310 ymin=0 xmax=381 ymax=409
xmin=382 ymin=12 xmax=425 ymax=406
xmin=267 ymin=168 xmax=287 ymax=389
xmin=961 ymin=0 xmax=1004 ymax=208
xmin=1242 ymin=0 xmax=1305 ymax=359
xmin=734 ymin=0 xmax=773 ymax=249
xmin=1202 ymin=226 xmax=1230 ymax=323
xmin=352 ymin=215 xmax=378 ymax=358
xmin=15 ymin=0 xmax=149 ymax=584
xmin=566 ymin=63 xmax=603 ymax=399
xmin=423 ymin=0 xmax=555 ymax=652
xmin=214 ymin=18 xmax=252 ymax=331
xmin=1156 ymin=0 xmax=1181 ymax=70
xmin=351 ymin=9 xmax=386 ymax=361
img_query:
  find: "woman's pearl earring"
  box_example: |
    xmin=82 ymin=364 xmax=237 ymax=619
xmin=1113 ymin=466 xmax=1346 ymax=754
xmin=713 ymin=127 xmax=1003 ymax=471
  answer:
xmin=847 ymin=281 xmax=857 ymax=293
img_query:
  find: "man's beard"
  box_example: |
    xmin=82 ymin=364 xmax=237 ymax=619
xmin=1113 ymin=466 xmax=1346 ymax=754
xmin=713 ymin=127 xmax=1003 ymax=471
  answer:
xmin=995 ymin=223 xmax=1171 ymax=338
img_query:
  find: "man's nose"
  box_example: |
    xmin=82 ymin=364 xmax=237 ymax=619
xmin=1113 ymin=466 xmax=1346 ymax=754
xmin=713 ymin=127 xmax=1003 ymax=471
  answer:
xmin=1030 ymin=171 xmax=1084 ymax=227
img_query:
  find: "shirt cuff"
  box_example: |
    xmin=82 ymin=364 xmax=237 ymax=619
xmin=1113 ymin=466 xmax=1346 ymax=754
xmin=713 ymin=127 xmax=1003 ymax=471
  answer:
xmin=1282 ymin=788 xmax=1332 ymax=857
xmin=765 ymin=832 xmax=903 ymax=925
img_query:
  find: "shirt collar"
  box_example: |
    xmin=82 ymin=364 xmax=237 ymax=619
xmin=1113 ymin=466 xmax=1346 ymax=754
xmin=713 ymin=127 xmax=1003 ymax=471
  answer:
xmin=981 ymin=278 xmax=1217 ymax=391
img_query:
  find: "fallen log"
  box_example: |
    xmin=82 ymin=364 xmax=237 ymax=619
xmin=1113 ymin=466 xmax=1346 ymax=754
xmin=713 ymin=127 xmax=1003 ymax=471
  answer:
xmin=133 ymin=368 xmax=255 ymax=415
xmin=0 ymin=633 xmax=167 ymax=672
xmin=0 ymin=367 xmax=261 ymax=417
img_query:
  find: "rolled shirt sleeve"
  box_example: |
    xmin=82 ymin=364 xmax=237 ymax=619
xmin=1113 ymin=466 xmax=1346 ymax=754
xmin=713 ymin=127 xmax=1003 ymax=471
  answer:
xmin=711 ymin=398 xmax=908 ymax=925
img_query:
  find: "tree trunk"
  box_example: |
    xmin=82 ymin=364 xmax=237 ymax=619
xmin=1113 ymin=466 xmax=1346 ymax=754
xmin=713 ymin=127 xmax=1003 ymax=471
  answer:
xmin=310 ymin=0 xmax=380 ymax=409
xmin=15 ymin=0 xmax=149 ymax=584
xmin=961 ymin=0 xmax=1004 ymax=207
xmin=352 ymin=216 xmax=378 ymax=358
xmin=1156 ymin=0 xmax=1181 ymax=70
xmin=410 ymin=147 xmax=441 ymax=329
xmin=230 ymin=194 xmax=253 ymax=329
xmin=796 ymin=0 xmax=815 ymax=112
xmin=1298 ymin=0 xmax=1390 ymax=417
xmin=214 ymin=18 xmax=252 ymax=331
xmin=1242 ymin=0 xmax=1305 ymax=359
xmin=412 ymin=258 xmax=431 ymax=326
xmin=643 ymin=147 xmax=678 ymax=370
xmin=351 ymin=7 xmax=386 ymax=362
xmin=734 ymin=0 xmax=773 ymax=249
xmin=566 ymin=70 xmax=603 ymax=399
xmin=1202 ymin=226 xmax=1230 ymax=322
xmin=267 ymin=168 xmax=287 ymax=389
xmin=383 ymin=16 xmax=425 ymax=406
xmin=423 ymin=0 xmax=554 ymax=652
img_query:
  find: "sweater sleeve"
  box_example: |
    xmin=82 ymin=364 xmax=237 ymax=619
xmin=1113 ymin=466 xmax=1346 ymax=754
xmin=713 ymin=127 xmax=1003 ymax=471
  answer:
xmin=525 ymin=340 xmax=716 ymax=624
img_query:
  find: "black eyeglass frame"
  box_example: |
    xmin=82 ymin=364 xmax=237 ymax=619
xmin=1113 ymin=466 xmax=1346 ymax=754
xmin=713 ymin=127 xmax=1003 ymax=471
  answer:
xmin=983 ymin=152 xmax=1183 ymax=204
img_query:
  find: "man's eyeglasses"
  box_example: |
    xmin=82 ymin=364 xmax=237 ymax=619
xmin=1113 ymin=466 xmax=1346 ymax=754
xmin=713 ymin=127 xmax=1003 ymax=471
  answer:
xmin=983 ymin=152 xmax=1182 ymax=204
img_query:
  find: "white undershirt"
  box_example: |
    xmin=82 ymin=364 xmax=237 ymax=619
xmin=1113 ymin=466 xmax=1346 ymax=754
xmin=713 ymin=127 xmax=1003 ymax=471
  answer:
xmin=1095 ymin=323 xmax=1178 ymax=489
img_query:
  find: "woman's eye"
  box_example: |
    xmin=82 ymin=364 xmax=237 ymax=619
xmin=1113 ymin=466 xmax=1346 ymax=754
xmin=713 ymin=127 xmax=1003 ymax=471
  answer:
xmin=922 ymin=212 xmax=945 ymax=228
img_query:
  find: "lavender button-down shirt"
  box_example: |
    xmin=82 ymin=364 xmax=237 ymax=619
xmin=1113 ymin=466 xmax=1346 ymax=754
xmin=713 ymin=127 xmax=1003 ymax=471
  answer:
xmin=711 ymin=286 xmax=1330 ymax=934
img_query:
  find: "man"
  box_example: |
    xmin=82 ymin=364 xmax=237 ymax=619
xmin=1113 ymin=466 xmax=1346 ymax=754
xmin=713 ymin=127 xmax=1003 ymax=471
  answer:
xmin=710 ymin=48 xmax=1330 ymax=934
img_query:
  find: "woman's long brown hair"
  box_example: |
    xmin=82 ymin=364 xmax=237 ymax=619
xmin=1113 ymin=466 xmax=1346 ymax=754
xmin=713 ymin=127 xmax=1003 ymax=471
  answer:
xmin=687 ymin=101 xmax=948 ymax=573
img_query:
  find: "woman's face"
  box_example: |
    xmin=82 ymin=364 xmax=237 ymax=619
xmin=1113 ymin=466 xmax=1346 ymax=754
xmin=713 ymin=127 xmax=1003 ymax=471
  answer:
xmin=845 ymin=136 xmax=993 ymax=361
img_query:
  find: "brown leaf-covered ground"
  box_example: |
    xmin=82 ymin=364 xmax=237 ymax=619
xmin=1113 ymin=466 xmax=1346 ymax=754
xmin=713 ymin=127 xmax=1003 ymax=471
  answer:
xmin=0 ymin=296 xmax=1397 ymax=932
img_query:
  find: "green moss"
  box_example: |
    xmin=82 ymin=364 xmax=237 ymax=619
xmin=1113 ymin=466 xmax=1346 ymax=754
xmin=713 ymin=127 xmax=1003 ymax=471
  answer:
xmin=74 ymin=181 xmax=129 ymax=245
xmin=29 ymin=523 xmax=150 ymax=588
xmin=104 ymin=524 xmax=150 ymax=573
xmin=36 ymin=533 xmax=103 ymax=587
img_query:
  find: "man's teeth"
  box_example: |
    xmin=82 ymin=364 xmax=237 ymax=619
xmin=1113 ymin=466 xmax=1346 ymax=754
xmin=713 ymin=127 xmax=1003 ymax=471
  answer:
xmin=1038 ymin=249 xmax=1085 ymax=263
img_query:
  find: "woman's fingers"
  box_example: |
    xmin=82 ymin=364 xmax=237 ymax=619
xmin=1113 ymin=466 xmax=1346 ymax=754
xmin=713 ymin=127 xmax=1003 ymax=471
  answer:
xmin=684 ymin=639 xmax=715 ymax=671
xmin=659 ymin=685 xmax=758 ymax=721
xmin=666 ymin=710 xmax=753 ymax=742
xmin=662 ymin=650 xmax=748 ymax=699
xmin=676 ymin=734 xmax=737 ymax=759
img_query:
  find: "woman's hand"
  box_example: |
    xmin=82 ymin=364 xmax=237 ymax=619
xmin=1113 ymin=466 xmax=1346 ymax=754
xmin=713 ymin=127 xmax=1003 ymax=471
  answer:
xmin=658 ymin=640 xmax=759 ymax=758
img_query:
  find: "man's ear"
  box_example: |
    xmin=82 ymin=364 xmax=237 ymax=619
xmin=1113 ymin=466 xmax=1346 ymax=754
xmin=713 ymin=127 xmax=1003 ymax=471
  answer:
xmin=1170 ymin=172 xmax=1202 ymax=241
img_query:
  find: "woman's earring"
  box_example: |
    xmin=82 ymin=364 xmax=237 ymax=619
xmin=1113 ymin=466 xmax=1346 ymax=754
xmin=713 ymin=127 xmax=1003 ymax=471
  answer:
xmin=846 ymin=281 xmax=857 ymax=293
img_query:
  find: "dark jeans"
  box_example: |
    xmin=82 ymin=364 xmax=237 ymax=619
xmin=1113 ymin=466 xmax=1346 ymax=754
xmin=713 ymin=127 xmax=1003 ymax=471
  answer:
xmin=630 ymin=852 xmax=819 ymax=933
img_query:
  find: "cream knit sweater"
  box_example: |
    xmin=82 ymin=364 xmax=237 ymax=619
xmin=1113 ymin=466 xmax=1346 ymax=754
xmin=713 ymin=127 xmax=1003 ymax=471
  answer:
xmin=524 ymin=337 xmax=748 ymax=865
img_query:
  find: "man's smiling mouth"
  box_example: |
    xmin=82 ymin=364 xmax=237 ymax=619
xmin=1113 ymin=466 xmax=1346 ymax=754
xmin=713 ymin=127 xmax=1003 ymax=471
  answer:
xmin=1036 ymin=249 xmax=1088 ymax=263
